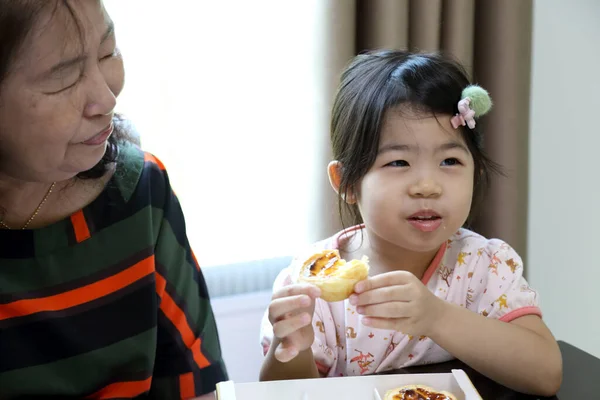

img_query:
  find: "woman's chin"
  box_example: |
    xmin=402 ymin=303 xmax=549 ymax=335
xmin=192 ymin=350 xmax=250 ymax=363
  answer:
xmin=59 ymin=146 xmax=110 ymax=178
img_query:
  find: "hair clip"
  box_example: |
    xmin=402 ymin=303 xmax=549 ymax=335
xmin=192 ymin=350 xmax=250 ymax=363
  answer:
xmin=450 ymin=85 xmax=493 ymax=130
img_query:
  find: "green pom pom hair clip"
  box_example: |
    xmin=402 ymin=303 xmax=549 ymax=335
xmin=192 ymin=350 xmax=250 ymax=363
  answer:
xmin=450 ymin=85 xmax=493 ymax=130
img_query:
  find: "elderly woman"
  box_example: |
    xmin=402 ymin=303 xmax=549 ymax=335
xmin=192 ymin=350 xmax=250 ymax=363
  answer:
xmin=0 ymin=1 xmax=227 ymax=398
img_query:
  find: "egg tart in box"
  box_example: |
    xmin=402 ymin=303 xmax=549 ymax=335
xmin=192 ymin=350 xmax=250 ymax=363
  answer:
xmin=384 ymin=385 xmax=458 ymax=400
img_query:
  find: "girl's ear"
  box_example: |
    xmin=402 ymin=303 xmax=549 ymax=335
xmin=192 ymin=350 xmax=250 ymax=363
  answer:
xmin=327 ymin=161 xmax=357 ymax=204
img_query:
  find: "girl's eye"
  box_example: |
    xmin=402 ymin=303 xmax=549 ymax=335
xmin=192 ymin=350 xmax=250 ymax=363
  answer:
xmin=386 ymin=160 xmax=409 ymax=167
xmin=441 ymin=158 xmax=461 ymax=166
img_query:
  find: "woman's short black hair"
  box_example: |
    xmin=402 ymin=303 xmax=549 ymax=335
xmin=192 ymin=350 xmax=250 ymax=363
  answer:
xmin=0 ymin=0 xmax=134 ymax=181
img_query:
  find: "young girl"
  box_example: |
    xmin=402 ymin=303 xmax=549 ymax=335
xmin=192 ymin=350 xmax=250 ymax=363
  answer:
xmin=258 ymin=50 xmax=562 ymax=396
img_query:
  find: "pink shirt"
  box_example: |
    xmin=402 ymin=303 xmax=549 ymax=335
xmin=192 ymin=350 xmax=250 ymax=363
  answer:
xmin=260 ymin=226 xmax=542 ymax=377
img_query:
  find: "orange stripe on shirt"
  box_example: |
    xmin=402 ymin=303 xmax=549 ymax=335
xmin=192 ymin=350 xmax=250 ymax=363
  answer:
xmin=179 ymin=372 xmax=196 ymax=399
xmin=143 ymin=153 xmax=178 ymax=196
xmin=190 ymin=249 xmax=201 ymax=272
xmin=144 ymin=153 xmax=166 ymax=170
xmin=70 ymin=210 xmax=91 ymax=243
xmin=0 ymin=256 xmax=155 ymax=321
xmin=86 ymin=377 xmax=152 ymax=399
xmin=155 ymin=272 xmax=211 ymax=369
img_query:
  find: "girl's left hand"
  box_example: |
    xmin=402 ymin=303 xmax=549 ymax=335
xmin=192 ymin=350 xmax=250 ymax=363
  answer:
xmin=349 ymin=271 xmax=448 ymax=337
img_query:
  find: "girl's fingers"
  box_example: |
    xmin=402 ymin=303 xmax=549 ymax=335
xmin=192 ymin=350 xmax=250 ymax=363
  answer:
xmin=353 ymin=271 xmax=418 ymax=293
xmin=349 ymin=285 xmax=414 ymax=306
xmin=269 ymin=295 xmax=312 ymax=323
xmin=272 ymin=312 xmax=312 ymax=339
xmin=272 ymin=284 xmax=321 ymax=301
xmin=356 ymin=301 xmax=410 ymax=318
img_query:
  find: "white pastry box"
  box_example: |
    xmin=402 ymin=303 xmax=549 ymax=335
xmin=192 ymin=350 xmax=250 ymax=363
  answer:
xmin=216 ymin=369 xmax=483 ymax=400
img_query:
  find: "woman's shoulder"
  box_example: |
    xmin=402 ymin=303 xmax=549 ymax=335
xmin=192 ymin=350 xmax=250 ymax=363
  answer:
xmin=112 ymin=141 xmax=172 ymax=205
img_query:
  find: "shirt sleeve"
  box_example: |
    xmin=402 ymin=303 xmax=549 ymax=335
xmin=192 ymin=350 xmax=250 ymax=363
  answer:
xmin=469 ymin=239 xmax=542 ymax=323
xmin=145 ymin=154 xmax=228 ymax=399
xmin=259 ymin=266 xmax=336 ymax=377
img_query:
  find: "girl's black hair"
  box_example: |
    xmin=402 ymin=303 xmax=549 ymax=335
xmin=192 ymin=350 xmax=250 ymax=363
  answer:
xmin=330 ymin=50 xmax=502 ymax=229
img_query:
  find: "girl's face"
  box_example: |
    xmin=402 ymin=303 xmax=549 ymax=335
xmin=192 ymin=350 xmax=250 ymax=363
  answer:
xmin=355 ymin=109 xmax=475 ymax=254
xmin=0 ymin=0 xmax=124 ymax=183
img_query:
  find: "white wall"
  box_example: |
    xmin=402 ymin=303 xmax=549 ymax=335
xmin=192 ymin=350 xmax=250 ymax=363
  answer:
xmin=104 ymin=0 xmax=324 ymax=267
xmin=212 ymin=291 xmax=273 ymax=383
xmin=528 ymin=0 xmax=600 ymax=358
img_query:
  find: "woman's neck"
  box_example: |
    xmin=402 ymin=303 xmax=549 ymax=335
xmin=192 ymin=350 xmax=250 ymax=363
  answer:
xmin=0 ymin=174 xmax=57 ymax=227
xmin=342 ymin=226 xmax=441 ymax=279
xmin=0 ymin=165 xmax=115 ymax=230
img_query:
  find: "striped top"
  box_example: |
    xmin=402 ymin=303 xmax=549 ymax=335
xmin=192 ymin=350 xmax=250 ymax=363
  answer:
xmin=0 ymin=142 xmax=228 ymax=399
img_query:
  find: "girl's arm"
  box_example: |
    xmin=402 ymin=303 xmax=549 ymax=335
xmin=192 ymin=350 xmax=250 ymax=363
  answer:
xmin=353 ymin=271 xmax=562 ymax=397
xmin=431 ymin=304 xmax=562 ymax=396
xmin=260 ymin=338 xmax=320 ymax=381
xmin=259 ymin=284 xmax=322 ymax=381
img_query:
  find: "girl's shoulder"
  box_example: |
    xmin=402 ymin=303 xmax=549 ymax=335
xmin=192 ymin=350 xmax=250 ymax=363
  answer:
xmin=445 ymin=228 xmax=525 ymax=274
xmin=443 ymin=230 xmax=539 ymax=321
xmin=448 ymin=228 xmax=521 ymax=257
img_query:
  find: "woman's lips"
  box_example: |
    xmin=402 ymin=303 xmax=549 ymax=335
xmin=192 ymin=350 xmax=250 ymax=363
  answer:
xmin=82 ymin=123 xmax=114 ymax=146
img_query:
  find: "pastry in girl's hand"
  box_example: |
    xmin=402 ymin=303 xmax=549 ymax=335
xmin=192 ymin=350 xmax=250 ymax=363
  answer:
xmin=383 ymin=385 xmax=458 ymax=400
xmin=293 ymin=249 xmax=369 ymax=302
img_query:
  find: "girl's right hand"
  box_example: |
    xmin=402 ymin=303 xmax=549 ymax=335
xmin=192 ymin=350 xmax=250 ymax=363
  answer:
xmin=268 ymin=283 xmax=321 ymax=362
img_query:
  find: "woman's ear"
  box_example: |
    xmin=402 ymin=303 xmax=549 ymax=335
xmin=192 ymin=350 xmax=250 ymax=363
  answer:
xmin=327 ymin=161 xmax=356 ymax=204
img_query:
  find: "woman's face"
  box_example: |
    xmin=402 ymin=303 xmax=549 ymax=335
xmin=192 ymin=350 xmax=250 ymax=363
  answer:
xmin=0 ymin=0 xmax=124 ymax=183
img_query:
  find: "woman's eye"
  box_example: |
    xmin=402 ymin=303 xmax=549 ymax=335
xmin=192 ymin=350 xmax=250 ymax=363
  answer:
xmin=100 ymin=49 xmax=118 ymax=61
xmin=47 ymin=80 xmax=79 ymax=95
xmin=386 ymin=160 xmax=409 ymax=167
xmin=441 ymin=158 xmax=461 ymax=166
